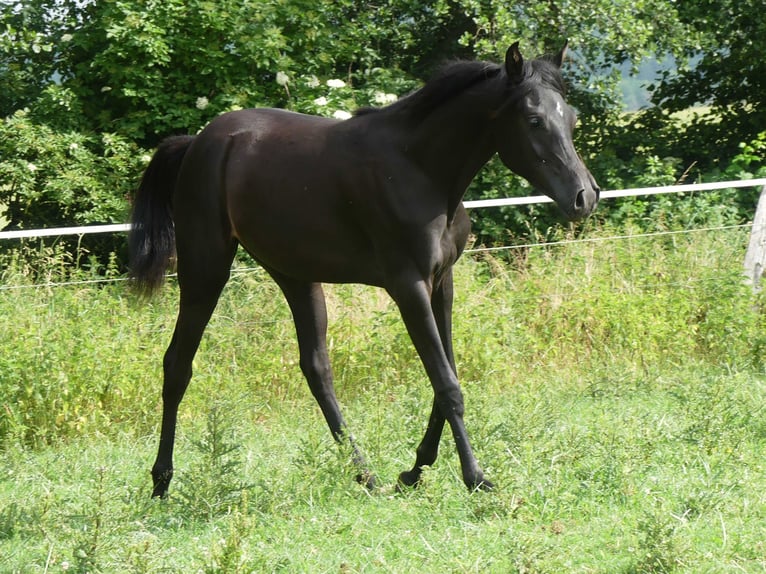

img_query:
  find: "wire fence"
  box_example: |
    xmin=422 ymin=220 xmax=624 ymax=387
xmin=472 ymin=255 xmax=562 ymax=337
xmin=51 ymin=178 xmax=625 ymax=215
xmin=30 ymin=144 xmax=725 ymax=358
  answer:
xmin=1 ymin=178 xmax=763 ymax=291
xmin=1 ymin=178 xmax=764 ymax=241
xmin=464 ymin=222 xmax=753 ymax=254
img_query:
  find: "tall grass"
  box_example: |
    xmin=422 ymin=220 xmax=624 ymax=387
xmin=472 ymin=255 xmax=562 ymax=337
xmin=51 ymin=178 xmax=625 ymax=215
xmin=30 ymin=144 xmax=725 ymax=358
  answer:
xmin=1 ymin=225 xmax=765 ymax=572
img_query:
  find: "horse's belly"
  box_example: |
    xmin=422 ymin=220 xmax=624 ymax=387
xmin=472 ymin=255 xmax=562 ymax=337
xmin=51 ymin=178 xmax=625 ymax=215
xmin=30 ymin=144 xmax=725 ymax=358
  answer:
xmin=230 ymin=196 xmax=383 ymax=286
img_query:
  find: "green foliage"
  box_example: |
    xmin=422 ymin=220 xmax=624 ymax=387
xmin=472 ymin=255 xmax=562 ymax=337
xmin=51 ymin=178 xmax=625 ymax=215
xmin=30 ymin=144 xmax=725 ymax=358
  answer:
xmin=174 ymin=403 xmax=255 ymax=522
xmin=23 ymin=0 xmax=441 ymax=144
xmin=0 ymin=1 xmax=70 ymax=118
xmin=3 ymin=0 xmax=765 ymax=250
xmin=456 ymin=0 xmax=693 ymax=126
xmin=464 ymin=156 xmax=561 ymax=246
xmin=631 ymin=507 xmax=682 ymax=573
xmin=0 ymin=249 xmax=158 ymax=448
xmin=723 ymin=131 xmax=766 ymax=181
xmin=68 ymin=467 xmax=110 ymax=574
xmin=0 ymin=109 xmax=143 ymax=230
xmin=1 ymin=228 xmax=766 ymax=571
xmin=648 ymin=0 xmax=766 ymax=167
xmin=0 ymin=108 xmax=146 ymax=267
xmin=3 ymin=0 xmax=700 ymax=146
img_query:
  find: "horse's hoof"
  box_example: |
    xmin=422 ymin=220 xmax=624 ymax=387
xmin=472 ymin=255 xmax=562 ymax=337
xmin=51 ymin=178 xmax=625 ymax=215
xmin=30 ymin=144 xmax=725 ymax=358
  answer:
xmin=151 ymin=468 xmax=173 ymax=498
xmin=396 ymin=470 xmax=422 ymax=491
xmin=469 ymin=477 xmax=495 ymax=492
xmin=356 ymin=471 xmax=377 ymax=491
xmin=151 ymin=485 xmax=168 ymax=499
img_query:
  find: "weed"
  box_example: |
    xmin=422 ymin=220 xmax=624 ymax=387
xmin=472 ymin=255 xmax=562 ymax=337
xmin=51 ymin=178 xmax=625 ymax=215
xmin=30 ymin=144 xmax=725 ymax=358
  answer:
xmin=0 ymin=502 xmax=21 ymax=541
xmin=630 ymin=509 xmax=683 ymax=574
xmin=173 ymin=403 xmax=254 ymax=521
xmin=202 ymin=503 xmax=258 ymax=574
xmin=69 ymin=466 xmax=108 ymax=574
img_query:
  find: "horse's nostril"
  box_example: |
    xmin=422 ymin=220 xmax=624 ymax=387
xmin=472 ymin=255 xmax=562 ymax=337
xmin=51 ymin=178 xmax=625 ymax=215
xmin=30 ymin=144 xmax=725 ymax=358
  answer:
xmin=575 ymin=189 xmax=586 ymax=211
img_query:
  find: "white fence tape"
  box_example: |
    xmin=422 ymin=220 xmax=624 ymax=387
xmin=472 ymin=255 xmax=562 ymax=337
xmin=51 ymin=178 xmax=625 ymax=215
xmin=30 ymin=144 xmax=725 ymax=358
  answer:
xmin=1 ymin=178 xmax=765 ymax=240
xmin=462 ymin=178 xmax=766 ymax=208
xmin=0 ymin=223 xmax=131 ymax=240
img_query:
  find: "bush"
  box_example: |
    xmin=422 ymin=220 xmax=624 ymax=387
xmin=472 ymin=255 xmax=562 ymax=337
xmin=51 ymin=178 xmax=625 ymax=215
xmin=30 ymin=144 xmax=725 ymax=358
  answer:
xmin=0 ymin=109 xmax=147 ymax=266
xmin=0 ymin=110 xmax=145 ymax=228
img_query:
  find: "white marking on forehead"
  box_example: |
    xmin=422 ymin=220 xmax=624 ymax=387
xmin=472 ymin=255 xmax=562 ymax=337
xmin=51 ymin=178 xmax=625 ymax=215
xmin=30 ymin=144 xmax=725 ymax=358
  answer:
xmin=556 ymin=100 xmax=564 ymax=118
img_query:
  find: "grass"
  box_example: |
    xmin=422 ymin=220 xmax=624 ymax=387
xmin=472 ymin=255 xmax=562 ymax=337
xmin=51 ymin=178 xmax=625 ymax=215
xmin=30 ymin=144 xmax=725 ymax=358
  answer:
xmin=1 ymin=225 xmax=766 ymax=572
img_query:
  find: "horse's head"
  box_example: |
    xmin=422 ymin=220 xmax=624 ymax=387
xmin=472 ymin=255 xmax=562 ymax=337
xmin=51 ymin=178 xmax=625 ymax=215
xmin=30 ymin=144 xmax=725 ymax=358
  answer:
xmin=492 ymin=42 xmax=599 ymax=221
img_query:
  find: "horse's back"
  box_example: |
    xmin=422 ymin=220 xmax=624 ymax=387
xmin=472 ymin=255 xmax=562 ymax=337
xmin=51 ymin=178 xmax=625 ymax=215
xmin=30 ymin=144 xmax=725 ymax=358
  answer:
xmin=177 ymin=108 xmax=384 ymax=283
xmin=175 ymin=107 xmax=469 ymax=286
xmin=179 ymin=107 xmax=348 ymax=215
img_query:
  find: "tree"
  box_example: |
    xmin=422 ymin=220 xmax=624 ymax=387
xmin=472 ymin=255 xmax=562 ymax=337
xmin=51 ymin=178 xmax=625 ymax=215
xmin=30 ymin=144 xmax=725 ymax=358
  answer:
xmin=33 ymin=0 xmax=461 ymax=146
xmin=4 ymin=0 xmax=759 ymax=249
xmin=0 ymin=1 xmax=70 ymax=118
xmin=4 ymin=0 xmax=695 ymax=147
xmin=645 ymin=0 xmax=766 ymax=171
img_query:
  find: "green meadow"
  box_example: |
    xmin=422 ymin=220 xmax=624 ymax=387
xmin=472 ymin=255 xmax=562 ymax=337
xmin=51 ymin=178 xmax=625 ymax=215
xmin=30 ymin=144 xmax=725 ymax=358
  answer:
xmin=1 ymin=224 xmax=765 ymax=573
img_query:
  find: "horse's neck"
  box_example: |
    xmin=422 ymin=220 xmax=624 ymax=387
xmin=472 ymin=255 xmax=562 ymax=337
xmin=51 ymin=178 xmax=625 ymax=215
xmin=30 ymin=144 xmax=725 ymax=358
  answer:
xmin=404 ymin=91 xmax=500 ymax=216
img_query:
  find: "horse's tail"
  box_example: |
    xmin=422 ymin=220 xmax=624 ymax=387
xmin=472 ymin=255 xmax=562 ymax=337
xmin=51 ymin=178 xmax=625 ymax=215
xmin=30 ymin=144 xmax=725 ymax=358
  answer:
xmin=129 ymin=135 xmax=195 ymax=295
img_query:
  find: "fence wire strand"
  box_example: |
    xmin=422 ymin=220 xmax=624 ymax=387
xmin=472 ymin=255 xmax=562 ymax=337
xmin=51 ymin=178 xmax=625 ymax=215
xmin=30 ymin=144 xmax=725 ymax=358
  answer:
xmin=0 ymin=222 xmax=753 ymax=291
xmin=464 ymin=223 xmax=753 ymax=254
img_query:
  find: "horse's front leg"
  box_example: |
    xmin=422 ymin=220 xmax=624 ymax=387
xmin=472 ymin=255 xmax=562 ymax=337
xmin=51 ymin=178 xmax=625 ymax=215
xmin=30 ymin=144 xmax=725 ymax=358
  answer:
xmin=398 ymin=397 xmax=446 ymax=487
xmin=388 ymin=269 xmax=492 ymax=491
xmin=398 ymin=269 xmax=454 ymax=487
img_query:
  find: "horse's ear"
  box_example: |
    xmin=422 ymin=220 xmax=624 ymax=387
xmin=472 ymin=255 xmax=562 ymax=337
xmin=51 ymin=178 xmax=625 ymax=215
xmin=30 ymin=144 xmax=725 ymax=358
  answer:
xmin=552 ymin=39 xmax=569 ymax=68
xmin=505 ymin=41 xmax=524 ymax=79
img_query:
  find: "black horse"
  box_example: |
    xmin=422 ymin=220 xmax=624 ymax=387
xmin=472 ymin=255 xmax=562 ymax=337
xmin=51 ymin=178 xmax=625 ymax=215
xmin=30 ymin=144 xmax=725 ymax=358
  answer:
xmin=130 ymin=42 xmax=599 ymax=498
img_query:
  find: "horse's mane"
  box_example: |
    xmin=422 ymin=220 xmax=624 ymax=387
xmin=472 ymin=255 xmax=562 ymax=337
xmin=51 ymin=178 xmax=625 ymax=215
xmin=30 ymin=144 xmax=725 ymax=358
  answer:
xmin=355 ymin=55 xmax=566 ymax=121
xmin=355 ymin=61 xmax=502 ymax=119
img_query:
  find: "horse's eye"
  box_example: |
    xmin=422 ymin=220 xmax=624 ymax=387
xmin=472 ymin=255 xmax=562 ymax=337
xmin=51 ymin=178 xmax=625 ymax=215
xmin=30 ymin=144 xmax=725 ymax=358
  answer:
xmin=529 ymin=116 xmax=543 ymax=128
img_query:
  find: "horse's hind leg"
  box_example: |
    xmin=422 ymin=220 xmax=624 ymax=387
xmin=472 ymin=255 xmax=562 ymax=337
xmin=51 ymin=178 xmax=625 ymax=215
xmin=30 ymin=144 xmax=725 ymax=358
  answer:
xmin=151 ymin=239 xmax=237 ymax=498
xmin=271 ymin=274 xmax=373 ymax=487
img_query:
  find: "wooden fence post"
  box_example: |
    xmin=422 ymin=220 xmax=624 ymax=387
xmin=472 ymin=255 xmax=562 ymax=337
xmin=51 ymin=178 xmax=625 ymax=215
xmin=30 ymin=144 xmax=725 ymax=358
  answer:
xmin=744 ymin=184 xmax=766 ymax=291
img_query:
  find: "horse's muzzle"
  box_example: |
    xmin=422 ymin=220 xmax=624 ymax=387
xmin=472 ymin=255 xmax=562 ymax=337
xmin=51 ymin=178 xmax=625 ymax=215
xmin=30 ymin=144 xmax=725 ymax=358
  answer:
xmin=571 ymin=185 xmax=600 ymax=221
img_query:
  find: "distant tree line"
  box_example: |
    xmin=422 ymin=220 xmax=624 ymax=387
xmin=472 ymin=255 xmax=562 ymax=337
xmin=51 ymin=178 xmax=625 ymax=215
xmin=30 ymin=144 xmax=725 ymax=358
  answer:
xmin=1 ymin=0 xmax=764 ymax=258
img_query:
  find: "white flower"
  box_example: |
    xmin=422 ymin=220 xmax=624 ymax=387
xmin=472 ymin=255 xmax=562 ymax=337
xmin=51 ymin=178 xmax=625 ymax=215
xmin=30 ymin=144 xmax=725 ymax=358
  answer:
xmin=69 ymin=143 xmax=79 ymax=151
xmin=27 ymin=162 xmax=37 ymax=172
xmin=61 ymin=34 xmax=73 ymax=42
xmin=100 ymin=86 xmax=112 ymax=93
xmin=313 ymin=96 xmax=328 ymax=106
xmin=195 ymin=96 xmax=209 ymax=110
xmin=140 ymin=154 xmax=152 ymax=163
xmin=326 ymin=79 xmax=346 ymax=89
xmin=374 ymin=91 xmax=398 ymax=105
xmin=306 ymin=75 xmax=320 ymax=88
xmin=333 ymin=110 xmax=352 ymax=120
xmin=276 ymin=71 xmax=289 ymax=87
xmin=61 ymin=561 xmax=70 ymax=571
